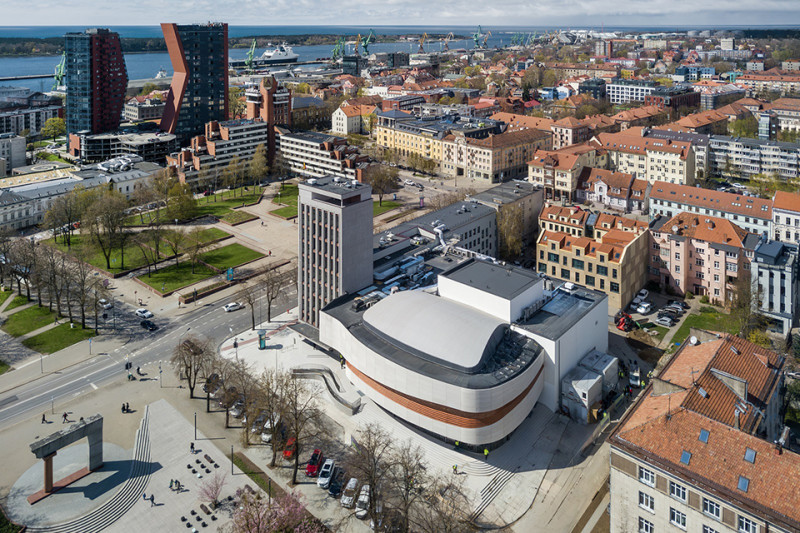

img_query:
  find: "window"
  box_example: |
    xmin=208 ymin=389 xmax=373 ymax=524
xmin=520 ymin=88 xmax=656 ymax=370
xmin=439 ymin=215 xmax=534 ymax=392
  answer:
xmin=744 ymin=448 xmax=756 ymax=463
xmin=548 ymin=252 xmax=559 ymax=263
xmin=737 ymin=476 xmax=750 ymax=493
xmin=597 ymin=265 xmax=608 ymax=276
xmin=670 ymin=508 xmax=687 ymax=529
xmin=703 ymin=526 xmax=720 ymax=533
xmin=639 ymin=517 xmax=654 ymax=533
xmin=670 ymin=481 xmax=686 ymax=502
xmin=572 ymin=258 xmax=584 ymax=270
xmin=639 ymin=466 xmax=655 ymax=486
xmin=610 ymin=282 xmax=620 ymax=293
xmin=585 ymin=275 xmax=595 ymax=286
xmin=738 ymin=516 xmax=758 ymax=533
xmin=675 ymin=252 xmax=681 ymax=260
xmin=540 ymin=250 xmax=545 ymax=260
xmin=703 ymin=498 xmax=721 ymax=520
xmin=639 ymin=490 xmax=655 ymax=512
xmin=699 ymin=429 xmax=710 ymax=443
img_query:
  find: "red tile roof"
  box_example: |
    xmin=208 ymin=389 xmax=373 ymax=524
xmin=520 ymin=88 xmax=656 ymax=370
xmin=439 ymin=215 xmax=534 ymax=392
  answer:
xmin=650 ymin=181 xmax=772 ymax=219
xmin=657 ymin=211 xmax=751 ymax=247
xmin=772 ymin=190 xmax=800 ymax=213
xmin=593 ymin=132 xmax=691 ymax=159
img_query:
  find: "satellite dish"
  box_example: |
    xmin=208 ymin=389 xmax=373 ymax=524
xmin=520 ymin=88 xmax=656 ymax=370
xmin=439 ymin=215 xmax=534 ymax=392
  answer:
xmin=690 ymin=336 xmax=698 ymax=345
xmin=672 ymin=225 xmax=679 ymax=233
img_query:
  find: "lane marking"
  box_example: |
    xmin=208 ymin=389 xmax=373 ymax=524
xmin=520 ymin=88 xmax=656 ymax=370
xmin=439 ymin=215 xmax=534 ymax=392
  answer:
xmin=90 ymin=383 xmax=98 ymax=390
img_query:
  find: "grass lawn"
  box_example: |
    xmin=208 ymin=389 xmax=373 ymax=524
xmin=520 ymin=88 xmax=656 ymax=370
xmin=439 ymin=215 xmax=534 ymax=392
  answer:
xmin=640 ymin=324 xmax=670 ymax=343
xmin=0 ymin=359 xmax=9 ymax=376
xmin=5 ymin=294 xmax=30 ymax=311
xmin=221 ymin=210 xmax=258 ymax=225
xmin=22 ymin=322 xmax=96 ymax=354
xmin=2 ymin=305 xmax=57 ymax=337
xmin=126 ymin=188 xmax=263 ymax=226
xmin=271 ymin=205 xmax=297 ymax=219
xmin=271 ymin=183 xmax=299 ymax=208
xmin=137 ymin=262 xmax=217 ymax=293
xmin=0 ymin=289 xmax=13 ymax=307
xmin=45 ymin=234 xmax=157 ymax=274
xmin=200 ymin=243 xmax=264 ymax=270
xmin=669 ymin=307 xmax=739 ymax=346
xmin=373 ymin=201 xmax=400 ymax=217
xmin=194 ymin=227 xmax=230 ymax=245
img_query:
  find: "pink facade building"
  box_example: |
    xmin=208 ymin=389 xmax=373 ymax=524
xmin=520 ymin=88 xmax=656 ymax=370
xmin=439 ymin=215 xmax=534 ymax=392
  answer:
xmin=649 ymin=212 xmax=759 ymax=303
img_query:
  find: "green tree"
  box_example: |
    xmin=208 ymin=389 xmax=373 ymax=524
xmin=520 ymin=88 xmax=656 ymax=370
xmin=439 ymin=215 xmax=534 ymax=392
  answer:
xmin=729 ymin=116 xmax=758 ymax=139
xmin=295 ymin=82 xmax=311 ymax=94
xmin=364 ymin=165 xmax=397 ymax=206
xmin=166 ymin=182 xmax=197 ymax=222
xmin=541 ymin=70 xmax=558 ymax=87
xmin=83 ymin=189 xmax=128 ymax=270
xmin=249 ymin=143 xmax=269 ymax=186
xmin=228 ymin=87 xmax=245 ymax=119
xmin=139 ymin=82 xmax=158 ymax=96
xmin=41 ymin=117 xmax=65 ymax=143
xmin=497 ymin=203 xmax=524 ymax=260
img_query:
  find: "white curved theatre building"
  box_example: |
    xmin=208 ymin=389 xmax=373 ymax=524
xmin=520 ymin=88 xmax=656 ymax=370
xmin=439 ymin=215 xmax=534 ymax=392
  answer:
xmin=319 ymin=259 xmax=608 ymax=448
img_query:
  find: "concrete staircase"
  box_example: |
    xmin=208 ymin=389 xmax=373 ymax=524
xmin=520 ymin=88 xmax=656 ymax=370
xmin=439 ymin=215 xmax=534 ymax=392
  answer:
xmin=27 ymin=406 xmax=153 ymax=533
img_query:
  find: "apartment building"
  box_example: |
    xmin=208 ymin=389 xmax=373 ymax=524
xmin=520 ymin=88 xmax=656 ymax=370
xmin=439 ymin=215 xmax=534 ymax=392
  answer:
xmin=543 ymin=62 xmax=620 ymax=80
xmin=659 ymin=103 xmax=749 ymax=135
xmin=0 ymin=105 xmax=62 ymax=137
xmin=123 ymin=98 xmax=166 ymax=122
xmin=441 ymin=127 xmax=552 ymax=183
xmin=374 ymin=111 xmax=502 ymax=164
xmin=332 ymin=105 xmax=374 ymax=135
xmin=707 ymin=135 xmax=800 ymax=181
xmin=649 ymin=212 xmax=759 ymax=302
xmin=699 ymin=84 xmax=747 ymax=110
xmin=649 ymin=181 xmax=771 ymax=235
xmin=528 ymin=144 xmax=608 ymax=201
xmin=593 ymin=132 xmax=695 ymax=185
xmin=550 ymin=117 xmax=591 ymax=150
xmin=166 ymin=118 xmax=270 ymax=185
xmin=771 ymin=190 xmax=800 ymax=244
xmin=671 ymin=65 xmax=715 ymax=82
xmin=763 ymin=97 xmax=800 ymax=133
xmin=609 ymin=332 xmax=792 ymax=533
xmin=644 ymin=85 xmax=701 ymax=111
xmin=278 ymin=131 xmax=374 ymax=182
xmin=639 ymin=128 xmax=710 ymax=180
xmin=578 ymin=168 xmax=649 ymax=213
xmin=291 ymin=97 xmax=328 ymax=131
xmin=607 ymin=79 xmax=658 ymax=105
xmin=610 ymin=106 xmax=667 ymax=131
xmin=538 ymin=204 xmax=590 ymax=237
xmin=298 ymin=176 xmax=374 ymax=326
xmin=0 ymin=134 xmax=26 ymax=176
xmin=536 ymin=213 xmax=649 ymax=311
xmin=737 ymin=69 xmax=800 ymax=96
xmin=751 ymin=238 xmax=799 ymax=334
xmin=470 ymin=181 xmax=543 ymax=243
xmin=69 ymin=131 xmax=177 ymax=164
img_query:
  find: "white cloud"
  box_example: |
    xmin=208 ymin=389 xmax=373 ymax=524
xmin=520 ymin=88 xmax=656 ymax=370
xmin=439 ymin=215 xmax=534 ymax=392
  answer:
xmin=3 ymin=0 xmax=800 ymax=26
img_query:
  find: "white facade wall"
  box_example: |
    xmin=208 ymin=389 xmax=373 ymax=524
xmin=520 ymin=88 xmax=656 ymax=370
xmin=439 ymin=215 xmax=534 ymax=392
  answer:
xmin=437 ymin=275 xmax=545 ymax=323
xmin=0 ymin=135 xmax=25 ymax=175
xmin=772 ymin=207 xmax=800 ymax=245
xmin=649 ymin=198 xmax=771 ymax=235
xmin=319 ymin=309 xmax=545 ymax=445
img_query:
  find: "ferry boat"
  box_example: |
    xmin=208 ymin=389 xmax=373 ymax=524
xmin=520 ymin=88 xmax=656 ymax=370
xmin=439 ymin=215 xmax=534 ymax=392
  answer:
xmin=229 ymin=43 xmax=299 ymax=68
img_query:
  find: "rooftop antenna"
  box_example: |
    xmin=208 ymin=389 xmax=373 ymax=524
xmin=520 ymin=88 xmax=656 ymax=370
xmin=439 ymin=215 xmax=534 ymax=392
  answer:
xmin=666 ymin=394 xmax=671 ymax=421
xmin=690 ymin=367 xmax=700 ymax=385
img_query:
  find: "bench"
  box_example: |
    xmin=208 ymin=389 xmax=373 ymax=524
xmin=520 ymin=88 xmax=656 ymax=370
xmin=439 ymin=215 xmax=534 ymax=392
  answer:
xmin=204 ymin=454 xmax=215 ymax=464
xmin=199 ymin=504 xmax=211 ymax=515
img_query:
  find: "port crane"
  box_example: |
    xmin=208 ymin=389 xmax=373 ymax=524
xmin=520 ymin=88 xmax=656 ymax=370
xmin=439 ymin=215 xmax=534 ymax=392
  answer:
xmin=360 ymin=29 xmax=376 ymax=55
xmin=442 ymin=32 xmax=455 ymax=51
xmin=354 ymin=34 xmax=362 ymax=56
xmin=482 ymin=31 xmax=492 ymax=48
xmin=52 ymin=52 xmax=65 ymax=90
xmin=418 ymin=32 xmax=428 ymax=53
xmin=244 ymin=39 xmax=257 ymax=72
xmin=472 ymin=25 xmax=484 ymax=48
xmin=331 ymin=36 xmax=346 ymax=61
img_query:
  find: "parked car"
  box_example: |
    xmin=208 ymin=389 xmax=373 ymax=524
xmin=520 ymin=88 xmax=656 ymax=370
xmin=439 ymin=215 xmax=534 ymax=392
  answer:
xmin=140 ymin=320 xmax=158 ymax=331
xmin=203 ymin=373 xmax=221 ymax=394
xmin=248 ymin=411 xmax=268 ymax=433
xmin=305 ymin=449 xmax=324 ymax=477
xmin=655 ymin=316 xmax=675 ymax=327
xmin=327 ymin=468 xmax=346 ymax=498
xmin=317 ymin=459 xmax=335 ymax=488
xmin=637 ymin=289 xmax=649 ymax=300
xmin=135 ymin=308 xmax=153 ymax=319
xmin=230 ymin=400 xmax=245 ymax=418
xmin=98 ymin=298 xmax=113 ymax=310
xmin=341 ymin=477 xmax=359 ymax=508
xmin=732 ymin=182 xmax=746 ymax=190
xmin=223 ymin=302 xmax=243 ymax=312
xmin=667 ymin=300 xmax=690 ymax=310
xmin=636 ymin=302 xmax=652 ymax=314
xmin=404 ymin=179 xmax=415 ymax=186
xmin=355 ymin=485 xmax=370 ymax=519
xmin=663 ymin=305 xmax=685 ymax=315
xmin=283 ymin=437 xmax=297 ymax=460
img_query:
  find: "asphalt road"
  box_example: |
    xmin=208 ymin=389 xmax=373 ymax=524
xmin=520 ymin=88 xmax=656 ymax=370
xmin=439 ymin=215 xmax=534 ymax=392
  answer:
xmin=0 ymin=284 xmax=298 ymax=428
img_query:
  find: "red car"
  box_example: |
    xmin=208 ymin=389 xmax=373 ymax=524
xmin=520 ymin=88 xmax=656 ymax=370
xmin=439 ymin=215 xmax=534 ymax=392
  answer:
xmin=283 ymin=437 xmax=297 ymax=460
xmin=305 ymin=449 xmax=324 ymax=477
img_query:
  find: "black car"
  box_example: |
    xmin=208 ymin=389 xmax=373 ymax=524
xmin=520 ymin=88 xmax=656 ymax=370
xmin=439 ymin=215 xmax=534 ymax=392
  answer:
xmin=667 ymin=300 xmax=690 ymax=310
xmin=328 ymin=468 xmax=346 ymax=498
xmin=140 ymin=320 xmax=158 ymax=331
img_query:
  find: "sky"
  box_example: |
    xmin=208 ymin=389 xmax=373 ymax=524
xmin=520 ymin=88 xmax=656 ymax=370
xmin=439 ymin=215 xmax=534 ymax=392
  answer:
xmin=3 ymin=0 xmax=800 ymax=27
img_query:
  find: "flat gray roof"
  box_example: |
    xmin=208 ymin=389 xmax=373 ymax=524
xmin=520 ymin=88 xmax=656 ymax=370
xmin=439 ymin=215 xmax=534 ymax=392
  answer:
xmin=471 ymin=180 xmax=541 ymax=207
xmin=518 ymin=287 xmax=606 ymax=340
xmin=441 ymin=259 xmax=541 ymax=300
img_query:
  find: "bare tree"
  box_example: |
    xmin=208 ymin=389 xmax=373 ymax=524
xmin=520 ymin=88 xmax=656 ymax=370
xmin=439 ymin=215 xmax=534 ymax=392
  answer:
xmin=83 ymin=189 xmax=127 ymax=270
xmin=283 ymin=376 xmax=319 ymax=485
xmin=411 ymin=476 xmax=476 ymax=533
xmin=165 ymin=228 xmax=186 ymax=266
xmin=198 ymin=471 xmax=228 ymax=508
xmin=68 ymin=243 xmax=96 ymax=329
xmin=171 ymin=335 xmax=212 ymax=398
xmin=364 ymin=165 xmax=398 ymax=206
xmin=497 ymin=203 xmax=524 ymax=261
xmin=253 ymin=369 xmax=289 ymax=467
xmin=261 ymin=262 xmax=293 ymax=324
xmin=388 ymin=441 xmax=430 ymax=532
xmin=187 ymin=227 xmax=205 ymax=274
xmin=132 ymin=231 xmax=159 ymax=277
xmin=249 ymin=143 xmax=269 ymax=188
xmin=346 ymin=423 xmax=396 ymax=526
xmin=0 ymin=229 xmax=13 ymax=288
xmin=236 ymin=281 xmax=259 ymax=331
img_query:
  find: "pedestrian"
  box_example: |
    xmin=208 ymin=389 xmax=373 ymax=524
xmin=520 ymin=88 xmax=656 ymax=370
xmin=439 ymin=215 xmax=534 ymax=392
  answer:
xmin=454 ymin=440 xmax=460 ymax=450
xmin=41 ymin=413 xmax=46 ymax=424
xmin=452 ymin=464 xmax=458 ymax=475
xmin=142 ymin=492 xmax=147 ymax=501
xmin=62 ymin=412 xmax=68 ymax=423
xmin=484 ymin=448 xmax=489 ymax=460
xmin=190 ymin=442 xmax=195 ymax=454
xmin=641 ymin=379 xmax=646 ymax=388
xmin=169 ymin=479 xmax=174 ymax=491
xmin=121 ymin=403 xmax=125 ymax=414
xmin=79 ymin=417 xmax=84 ymax=423
xmin=126 ymin=402 xmax=130 ymax=412
xmin=260 ymin=220 xmax=264 ymax=226
xmin=150 ymin=494 xmax=155 ymax=507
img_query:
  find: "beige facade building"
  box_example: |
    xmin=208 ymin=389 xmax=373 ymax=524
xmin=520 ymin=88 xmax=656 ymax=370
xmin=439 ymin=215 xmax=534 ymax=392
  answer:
xmin=536 ymin=208 xmax=649 ymax=310
xmin=528 ymin=143 xmax=608 ymax=201
xmin=592 ymin=131 xmax=695 ymax=185
xmin=610 ymin=332 xmax=792 ymax=533
xmin=441 ymin=128 xmax=552 ymax=183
